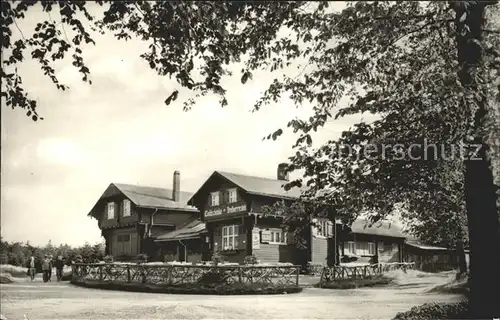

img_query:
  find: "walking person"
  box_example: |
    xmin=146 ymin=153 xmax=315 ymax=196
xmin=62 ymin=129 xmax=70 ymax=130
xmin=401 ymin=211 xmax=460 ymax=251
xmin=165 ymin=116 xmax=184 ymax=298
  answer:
xmin=41 ymin=255 xmax=51 ymax=283
xmin=27 ymin=255 xmax=36 ymax=281
xmin=48 ymin=255 xmax=54 ymax=281
xmin=55 ymin=256 xmax=64 ymax=281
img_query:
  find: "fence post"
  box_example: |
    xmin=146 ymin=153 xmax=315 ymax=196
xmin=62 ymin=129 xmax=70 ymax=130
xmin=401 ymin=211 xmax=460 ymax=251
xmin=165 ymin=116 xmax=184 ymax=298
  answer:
xmin=296 ymin=267 xmax=300 ymax=286
xmin=142 ymin=266 xmax=146 ymax=284
xmin=238 ymin=267 xmax=243 ymax=284
xmin=167 ymin=266 xmax=172 ymax=285
xmin=99 ymin=265 xmax=103 ymax=281
xmin=363 ymin=266 xmax=367 ymax=278
xmin=127 ymin=265 xmax=131 ymax=283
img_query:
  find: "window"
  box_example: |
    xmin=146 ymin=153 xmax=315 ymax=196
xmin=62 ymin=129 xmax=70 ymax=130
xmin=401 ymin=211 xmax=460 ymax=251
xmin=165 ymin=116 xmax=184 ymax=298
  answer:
xmin=228 ymin=188 xmax=237 ymax=203
xmin=368 ymin=242 xmax=376 ymax=255
xmin=222 ymin=225 xmax=239 ymax=250
xmin=317 ymin=220 xmax=332 ymax=237
xmin=344 ymin=241 xmax=355 ymax=255
xmin=355 ymin=241 xmax=376 ymax=256
xmin=123 ymin=199 xmax=131 ymax=217
xmin=210 ymin=192 xmax=220 ymax=206
xmin=269 ymin=230 xmax=288 ymax=244
xmin=107 ymin=202 xmax=115 ymax=219
xmin=117 ymin=234 xmax=130 ymax=242
xmin=117 ymin=234 xmax=131 ymax=254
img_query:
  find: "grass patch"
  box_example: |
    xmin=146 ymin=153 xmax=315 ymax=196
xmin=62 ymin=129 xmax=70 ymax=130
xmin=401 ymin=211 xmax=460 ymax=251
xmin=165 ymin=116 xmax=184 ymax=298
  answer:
xmin=0 ymin=272 xmax=15 ymax=284
xmin=71 ymin=280 xmax=302 ymax=295
xmin=392 ymin=301 xmax=469 ymax=319
xmin=428 ymin=278 xmax=469 ymax=296
xmin=315 ymin=275 xmax=392 ymax=289
xmin=0 ymin=264 xmax=28 ymax=278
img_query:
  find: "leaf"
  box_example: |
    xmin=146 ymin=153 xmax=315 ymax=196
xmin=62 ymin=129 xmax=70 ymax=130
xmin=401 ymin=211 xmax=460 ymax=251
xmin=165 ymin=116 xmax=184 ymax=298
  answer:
xmin=272 ymin=128 xmax=283 ymax=140
xmin=459 ymin=12 xmax=466 ymax=23
xmin=241 ymin=71 xmax=252 ymax=84
xmin=164 ymin=90 xmax=179 ymax=106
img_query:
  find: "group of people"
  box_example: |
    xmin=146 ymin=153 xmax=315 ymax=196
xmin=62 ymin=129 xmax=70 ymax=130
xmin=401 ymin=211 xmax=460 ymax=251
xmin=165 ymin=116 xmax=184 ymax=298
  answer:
xmin=27 ymin=255 xmax=65 ymax=282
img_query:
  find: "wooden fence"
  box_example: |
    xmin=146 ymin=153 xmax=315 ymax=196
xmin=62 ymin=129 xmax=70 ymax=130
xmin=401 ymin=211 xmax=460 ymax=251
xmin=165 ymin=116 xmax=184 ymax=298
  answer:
xmin=72 ymin=263 xmax=301 ymax=286
xmin=320 ymin=262 xmax=415 ymax=283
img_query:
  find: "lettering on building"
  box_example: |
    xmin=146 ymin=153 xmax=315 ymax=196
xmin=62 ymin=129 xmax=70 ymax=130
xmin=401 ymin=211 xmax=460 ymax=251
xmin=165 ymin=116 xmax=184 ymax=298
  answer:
xmin=205 ymin=204 xmax=247 ymax=218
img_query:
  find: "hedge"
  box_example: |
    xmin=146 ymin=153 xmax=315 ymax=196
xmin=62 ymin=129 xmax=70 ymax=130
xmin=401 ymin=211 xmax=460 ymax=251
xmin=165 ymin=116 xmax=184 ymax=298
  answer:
xmin=315 ymin=275 xmax=392 ymax=289
xmin=392 ymin=302 xmax=469 ymax=320
xmin=71 ymin=280 xmax=302 ymax=295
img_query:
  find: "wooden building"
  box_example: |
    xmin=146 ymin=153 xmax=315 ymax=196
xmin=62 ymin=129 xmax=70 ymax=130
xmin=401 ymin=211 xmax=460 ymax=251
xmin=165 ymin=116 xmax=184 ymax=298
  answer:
xmin=87 ymin=171 xmax=199 ymax=258
xmin=404 ymin=241 xmax=469 ymax=272
xmin=154 ymin=219 xmax=209 ymax=263
xmin=188 ymin=164 xmax=406 ymax=266
xmin=339 ymin=219 xmax=406 ymax=265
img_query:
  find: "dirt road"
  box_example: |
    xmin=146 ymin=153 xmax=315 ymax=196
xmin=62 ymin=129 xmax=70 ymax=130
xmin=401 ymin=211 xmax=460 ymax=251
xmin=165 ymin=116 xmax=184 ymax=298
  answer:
xmin=1 ymin=274 xmax=464 ymax=320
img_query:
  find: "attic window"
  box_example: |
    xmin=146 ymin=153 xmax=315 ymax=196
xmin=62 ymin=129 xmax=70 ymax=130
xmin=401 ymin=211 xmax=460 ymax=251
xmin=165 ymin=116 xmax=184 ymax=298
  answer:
xmin=210 ymin=192 xmax=220 ymax=206
xmin=107 ymin=202 xmax=115 ymax=219
xmin=228 ymin=188 xmax=237 ymax=203
xmin=123 ymin=199 xmax=131 ymax=217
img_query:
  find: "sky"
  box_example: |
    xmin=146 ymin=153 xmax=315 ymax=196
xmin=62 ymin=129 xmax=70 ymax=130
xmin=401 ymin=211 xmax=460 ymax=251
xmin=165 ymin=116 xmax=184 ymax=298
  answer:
xmin=1 ymin=2 xmax=376 ymax=247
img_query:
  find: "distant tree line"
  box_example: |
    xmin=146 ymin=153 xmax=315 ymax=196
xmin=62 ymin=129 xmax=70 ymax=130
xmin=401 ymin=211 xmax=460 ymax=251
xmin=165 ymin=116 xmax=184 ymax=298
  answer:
xmin=0 ymin=237 xmax=105 ymax=270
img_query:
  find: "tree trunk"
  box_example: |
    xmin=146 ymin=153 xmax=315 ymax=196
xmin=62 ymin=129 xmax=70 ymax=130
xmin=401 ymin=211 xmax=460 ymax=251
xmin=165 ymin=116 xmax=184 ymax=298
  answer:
xmin=455 ymin=2 xmax=500 ymax=317
xmin=456 ymin=241 xmax=467 ymax=276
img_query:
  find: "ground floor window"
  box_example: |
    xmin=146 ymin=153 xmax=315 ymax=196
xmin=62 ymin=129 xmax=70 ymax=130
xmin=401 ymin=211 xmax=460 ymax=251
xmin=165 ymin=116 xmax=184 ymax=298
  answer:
xmin=117 ymin=234 xmax=131 ymax=255
xmin=222 ymin=225 xmax=239 ymax=250
xmin=344 ymin=241 xmax=355 ymax=255
xmin=355 ymin=241 xmax=376 ymax=256
xmin=343 ymin=241 xmax=376 ymax=256
xmin=269 ymin=229 xmax=287 ymax=244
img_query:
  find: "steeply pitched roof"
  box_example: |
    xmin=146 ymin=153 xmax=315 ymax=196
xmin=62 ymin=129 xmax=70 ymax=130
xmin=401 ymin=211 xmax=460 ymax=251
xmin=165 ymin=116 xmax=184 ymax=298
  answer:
xmin=189 ymin=171 xmax=304 ymax=203
xmin=89 ymin=183 xmax=199 ymax=218
xmin=155 ymin=219 xmax=207 ymax=241
xmin=114 ymin=183 xmax=198 ymax=211
xmin=349 ymin=218 xmax=406 ymax=238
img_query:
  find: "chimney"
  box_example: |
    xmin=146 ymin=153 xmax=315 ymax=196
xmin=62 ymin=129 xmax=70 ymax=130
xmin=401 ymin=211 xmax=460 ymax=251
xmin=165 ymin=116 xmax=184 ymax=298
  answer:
xmin=277 ymin=163 xmax=289 ymax=181
xmin=173 ymin=170 xmax=180 ymax=202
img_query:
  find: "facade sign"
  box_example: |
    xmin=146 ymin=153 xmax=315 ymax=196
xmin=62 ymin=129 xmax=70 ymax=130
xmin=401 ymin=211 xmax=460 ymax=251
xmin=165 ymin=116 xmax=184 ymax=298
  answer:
xmin=205 ymin=204 xmax=247 ymax=218
xmin=252 ymin=229 xmax=260 ymax=250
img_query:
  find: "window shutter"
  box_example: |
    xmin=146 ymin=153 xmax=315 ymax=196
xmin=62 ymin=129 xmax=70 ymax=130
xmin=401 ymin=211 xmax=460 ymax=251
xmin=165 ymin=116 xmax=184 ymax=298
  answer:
xmin=286 ymin=231 xmax=294 ymax=244
xmin=311 ymin=224 xmax=318 ymax=236
xmin=238 ymin=232 xmax=245 ymax=250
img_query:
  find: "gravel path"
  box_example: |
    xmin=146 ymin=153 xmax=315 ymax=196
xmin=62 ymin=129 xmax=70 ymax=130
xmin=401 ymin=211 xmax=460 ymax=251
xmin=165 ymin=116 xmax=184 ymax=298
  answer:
xmin=1 ymin=275 xmax=464 ymax=320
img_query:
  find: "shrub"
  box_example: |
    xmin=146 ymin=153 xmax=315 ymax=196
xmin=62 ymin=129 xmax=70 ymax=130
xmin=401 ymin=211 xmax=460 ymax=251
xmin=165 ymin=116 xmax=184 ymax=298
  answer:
xmin=71 ymin=280 xmax=302 ymax=295
xmin=0 ymin=272 xmax=15 ymax=284
xmin=340 ymin=255 xmax=358 ymax=263
xmin=103 ymin=255 xmax=114 ymax=263
xmin=115 ymin=253 xmax=133 ymax=262
xmin=0 ymin=264 xmax=29 ymax=278
xmin=211 ymin=253 xmax=224 ymax=266
xmin=316 ymin=275 xmax=392 ymax=289
xmin=244 ymin=255 xmax=258 ymax=265
xmin=74 ymin=255 xmax=83 ymax=263
xmin=392 ymin=302 xmax=469 ymax=319
xmin=197 ymin=271 xmax=227 ymax=287
xmin=326 ymin=253 xmax=336 ymax=267
xmin=61 ymin=267 xmax=72 ymax=281
xmin=369 ymin=255 xmax=379 ymax=264
xmin=136 ymin=254 xmax=148 ymax=263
